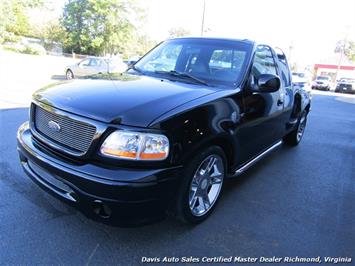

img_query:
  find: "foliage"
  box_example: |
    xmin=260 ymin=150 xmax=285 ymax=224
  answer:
xmin=34 ymin=21 xmax=67 ymax=51
xmin=0 ymin=0 xmax=155 ymax=57
xmin=22 ymin=43 xmax=46 ymax=55
xmin=2 ymin=44 xmax=25 ymax=53
xmin=1 ymin=31 xmax=21 ymax=43
xmin=129 ymin=34 xmax=159 ymax=56
xmin=3 ymin=42 xmax=46 ymax=55
xmin=0 ymin=0 xmax=43 ymax=40
xmin=168 ymin=27 xmax=191 ymax=39
xmin=61 ymin=0 xmax=140 ymax=56
xmin=335 ymin=39 xmax=355 ymax=63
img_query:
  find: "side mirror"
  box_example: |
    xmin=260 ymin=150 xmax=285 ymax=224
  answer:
xmin=257 ymin=74 xmax=280 ymax=92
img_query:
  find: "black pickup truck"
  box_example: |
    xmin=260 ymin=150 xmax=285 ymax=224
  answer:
xmin=17 ymin=38 xmax=311 ymax=224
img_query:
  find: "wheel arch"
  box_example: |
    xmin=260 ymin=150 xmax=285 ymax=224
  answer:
xmin=180 ymin=135 xmax=237 ymax=175
xmin=292 ymin=92 xmax=302 ymax=118
xmin=304 ymin=102 xmax=311 ymax=113
xmin=66 ymin=68 xmax=74 ymax=77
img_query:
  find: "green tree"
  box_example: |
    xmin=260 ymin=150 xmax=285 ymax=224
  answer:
xmin=61 ymin=0 xmax=139 ymax=55
xmin=36 ymin=21 xmax=66 ymax=50
xmin=335 ymin=39 xmax=355 ymax=63
xmin=0 ymin=0 xmax=43 ymax=42
xmin=130 ymin=34 xmax=158 ymax=56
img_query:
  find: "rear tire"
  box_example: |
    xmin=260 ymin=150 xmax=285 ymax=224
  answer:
xmin=174 ymin=146 xmax=226 ymax=224
xmin=283 ymin=110 xmax=307 ymax=146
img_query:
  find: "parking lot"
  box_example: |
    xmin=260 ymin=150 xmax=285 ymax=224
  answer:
xmin=1 ymin=50 xmax=355 ymax=265
xmin=0 ymin=50 xmax=78 ymax=109
xmin=0 ymin=82 xmax=354 ymax=264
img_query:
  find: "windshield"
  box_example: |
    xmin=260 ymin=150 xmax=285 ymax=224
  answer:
xmin=134 ymin=38 xmax=252 ymax=86
xmin=339 ymin=78 xmax=355 ymax=83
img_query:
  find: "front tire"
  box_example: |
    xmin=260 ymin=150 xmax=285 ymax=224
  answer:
xmin=283 ymin=110 xmax=307 ymax=146
xmin=175 ymin=146 xmax=226 ymax=224
xmin=66 ymin=69 xmax=74 ymax=80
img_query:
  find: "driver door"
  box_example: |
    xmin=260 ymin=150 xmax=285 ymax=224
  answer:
xmin=239 ymin=45 xmax=285 ymax=163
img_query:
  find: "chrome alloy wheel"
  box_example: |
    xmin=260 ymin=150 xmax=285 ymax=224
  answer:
xmin=189 ymin=154 xmax=224 ymax=217
xmin=297 ymin=113 xmax=307 ymax=142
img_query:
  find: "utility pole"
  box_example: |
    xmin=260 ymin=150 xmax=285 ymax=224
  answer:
xmin=200 ymin=0 xmax=206 ymax=36
xmin=335 ymin=26 xmax=350 ymax=82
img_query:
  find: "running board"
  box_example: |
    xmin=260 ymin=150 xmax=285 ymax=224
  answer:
xmin=232 ymin=140 xmax=283 ymax=177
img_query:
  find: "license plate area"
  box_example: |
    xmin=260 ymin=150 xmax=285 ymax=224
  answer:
xmin=28 ymin=161 xmax=74 ymax=194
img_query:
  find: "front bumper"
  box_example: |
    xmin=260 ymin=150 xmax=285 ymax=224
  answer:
xmin=17 ymin=122 xmax=182 ymax=224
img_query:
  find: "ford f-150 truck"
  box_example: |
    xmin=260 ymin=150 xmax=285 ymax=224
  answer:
xmin=17 ymin=38 xmax=311 ymax=224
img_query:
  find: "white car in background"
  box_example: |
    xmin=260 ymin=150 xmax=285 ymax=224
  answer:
xmin=292 ymin=72 xmax=311 ymax=95
xmin=65 ymin=57 xmax=127 ymax=79
xmin=311 ymin=76 xmax=332 ymax=91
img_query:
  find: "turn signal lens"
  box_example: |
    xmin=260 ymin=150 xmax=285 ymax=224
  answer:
xmin=100 ymin=130 xmax=169 ymax=161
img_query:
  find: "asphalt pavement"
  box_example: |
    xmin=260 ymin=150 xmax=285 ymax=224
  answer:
xmin=0 ymin=93 xmax=354 ymax=265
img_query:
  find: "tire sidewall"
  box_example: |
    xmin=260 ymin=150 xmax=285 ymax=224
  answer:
xmin=66 ymin=70 xmax=74 ymax=79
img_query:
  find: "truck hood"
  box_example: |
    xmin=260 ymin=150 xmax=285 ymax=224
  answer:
xmin=33 ymin=74 xmax=218 ymax=127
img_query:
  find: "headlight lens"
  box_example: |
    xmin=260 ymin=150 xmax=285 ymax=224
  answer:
xmin=100 ymin=131 xmax=169 ymax=160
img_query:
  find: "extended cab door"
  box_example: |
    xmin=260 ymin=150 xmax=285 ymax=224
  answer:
xmin=274 ymin=49 xmax=294 ymax=135
xmin=239 ymin=45 xmax=285 ymax=163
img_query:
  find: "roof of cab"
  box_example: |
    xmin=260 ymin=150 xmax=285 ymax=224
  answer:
xmin=168 ymin=36 xmax=255 ymax=45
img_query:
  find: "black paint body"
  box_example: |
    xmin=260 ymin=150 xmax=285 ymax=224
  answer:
xmin=17 ymin=38 xmax=311 ymax=224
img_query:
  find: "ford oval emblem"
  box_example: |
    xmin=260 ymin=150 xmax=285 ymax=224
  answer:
xmin=48 ymin=121 xmax=61 ymax=132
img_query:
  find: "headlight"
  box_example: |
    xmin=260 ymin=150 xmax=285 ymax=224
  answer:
xmin=100 ymin=130 xmax=169 ymax=161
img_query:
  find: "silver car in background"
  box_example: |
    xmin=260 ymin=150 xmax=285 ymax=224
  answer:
xmin=311 ymin=76 xmax=332 ymax=91
xmin=292 ymin=72 xmax=312 ymax=97
xmin=65 ymin=57 xmax=127 ymax=79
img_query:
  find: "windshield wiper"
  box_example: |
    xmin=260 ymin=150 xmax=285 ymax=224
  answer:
xmin=155 ymin=70 xmax=210 ymax=86
xmin=129 ymin=65 xmax=143 ymax=74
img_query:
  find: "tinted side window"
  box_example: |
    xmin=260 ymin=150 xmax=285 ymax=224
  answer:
xmin=275 ymin=49 xmax=291 ymax=87
xmin=252 ymin=46 xmax=277 ymax=79
xmin=278 ymin=61 xmax=291 ymax=87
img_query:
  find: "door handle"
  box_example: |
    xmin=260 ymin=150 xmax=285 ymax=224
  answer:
xmin=277 ymin=99 xmax=283 ymax=106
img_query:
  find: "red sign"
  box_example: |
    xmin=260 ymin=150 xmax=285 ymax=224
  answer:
xmin=314 ymin=64 xmax=355 ymax=71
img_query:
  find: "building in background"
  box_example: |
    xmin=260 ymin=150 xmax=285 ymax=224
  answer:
xmin=313 ymin=54 xmax=355 ymax=81
xmin=313 ymin=64 xmax=355 ymax=81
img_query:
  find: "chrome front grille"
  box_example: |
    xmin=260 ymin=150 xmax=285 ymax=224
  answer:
xmin=33 ymin=105 xmax=96 ymax=153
